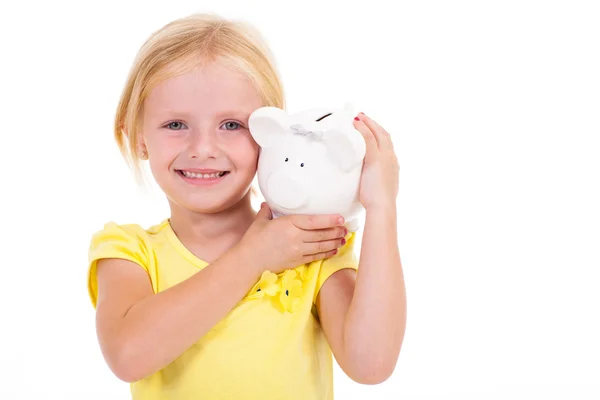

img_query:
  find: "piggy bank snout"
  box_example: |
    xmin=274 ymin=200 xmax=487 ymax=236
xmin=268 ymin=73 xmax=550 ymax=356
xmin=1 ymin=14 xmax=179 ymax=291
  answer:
xmin=266 ymin=172 xmax=308 ymax=210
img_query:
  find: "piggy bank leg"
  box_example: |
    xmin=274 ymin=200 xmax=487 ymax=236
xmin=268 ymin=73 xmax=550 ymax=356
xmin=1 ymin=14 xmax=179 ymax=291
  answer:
xmin=344 ymin=217 xmax=360 ymax=232
xmin=271 ymin=210 xmax=284 ymax=219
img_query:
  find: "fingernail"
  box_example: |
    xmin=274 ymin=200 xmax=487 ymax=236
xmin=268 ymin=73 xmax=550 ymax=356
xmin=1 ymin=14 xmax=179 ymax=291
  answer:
xmin=354 ymin=116 xmax=360 ymax=121
xmin=344 ymin=228 xmax=348 ymax=236
xmin=333 ymin=249 xmax=338 ymax=254
xmin=338 ymin=217 xmax=345 ymax=225
xmin=341 ymin=238 xmax=346 ymax=246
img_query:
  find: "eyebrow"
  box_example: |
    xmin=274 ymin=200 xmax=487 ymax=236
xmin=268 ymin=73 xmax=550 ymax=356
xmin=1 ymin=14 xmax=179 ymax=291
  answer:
xmin=156 ymin=110 xmax=252 ymax=120
xmin=213 ymin=110 xmax=253 ymax=120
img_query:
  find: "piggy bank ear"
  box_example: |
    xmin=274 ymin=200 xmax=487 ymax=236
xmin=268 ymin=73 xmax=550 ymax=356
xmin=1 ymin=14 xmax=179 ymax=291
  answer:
xmin=322 ymin=128 xmax=366 ymax=172
xmin=248 ymin=107 xmax=288 ymax=148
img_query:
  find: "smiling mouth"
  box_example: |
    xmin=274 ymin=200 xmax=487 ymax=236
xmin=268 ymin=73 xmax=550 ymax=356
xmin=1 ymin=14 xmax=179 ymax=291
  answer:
xmin=176 ymin=170 xmax=230 ymax=179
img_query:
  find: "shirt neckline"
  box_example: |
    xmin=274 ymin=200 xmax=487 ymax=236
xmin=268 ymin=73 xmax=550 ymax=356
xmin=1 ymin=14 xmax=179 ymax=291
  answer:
xmin=162 ymin=219 xmax=209 ymax=270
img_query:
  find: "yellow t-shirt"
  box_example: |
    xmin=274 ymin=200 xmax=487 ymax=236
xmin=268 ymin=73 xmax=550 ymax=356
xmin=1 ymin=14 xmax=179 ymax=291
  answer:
xmin=87 ymin=219 xmax=358 ymax=400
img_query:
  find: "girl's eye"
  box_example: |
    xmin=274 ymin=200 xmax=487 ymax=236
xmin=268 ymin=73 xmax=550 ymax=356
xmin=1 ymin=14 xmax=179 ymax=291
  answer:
xmin=222 ymin=121 xmax=241 ymax=131
xmin=166 ymin=121 xmax=187 ymax=130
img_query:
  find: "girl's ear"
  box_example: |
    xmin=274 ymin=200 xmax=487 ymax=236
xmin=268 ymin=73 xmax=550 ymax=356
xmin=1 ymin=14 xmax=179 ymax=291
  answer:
xmin=137 ymin=139 xmax=148 ymax=160
xmin=121 ymin=126 xmax=147 ymax=159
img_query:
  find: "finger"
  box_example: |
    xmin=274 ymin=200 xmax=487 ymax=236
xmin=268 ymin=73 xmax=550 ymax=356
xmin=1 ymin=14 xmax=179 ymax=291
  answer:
xmin=302 ymin=249 xmax=339 ymax=264
xmin=304 ymin=237 xmax=346 ymax=256
xmin=358 ymin=112 xmax=393 ymax=149
xmin=303 ymin=226 xmax=348 ymax=243
xmin=256 ymin=202 xmax=273 ymax=220
xmin=290 ymin=214 xmax=345 ymax=230
xmin=353 ymin=116 xmax=378 ymax=159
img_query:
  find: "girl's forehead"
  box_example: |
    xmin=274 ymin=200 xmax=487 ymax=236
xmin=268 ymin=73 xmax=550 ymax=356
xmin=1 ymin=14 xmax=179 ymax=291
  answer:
xmin=152 ymin=64 xmax=252 ymax=96
xmin=145 ymin=64 xmax=263 ymax=114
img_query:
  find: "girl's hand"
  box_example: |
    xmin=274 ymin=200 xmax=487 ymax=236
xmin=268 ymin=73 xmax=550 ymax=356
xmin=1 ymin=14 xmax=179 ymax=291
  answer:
xmin=353 ymin=112 xmax=400 ymax=210
xmin=239 ymin=203 xmax=348 ymax=274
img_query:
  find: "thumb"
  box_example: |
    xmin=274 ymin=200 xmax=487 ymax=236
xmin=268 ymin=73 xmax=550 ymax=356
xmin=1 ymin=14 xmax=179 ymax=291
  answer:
xmin=256 ymin=202 xmax=273 ymax=220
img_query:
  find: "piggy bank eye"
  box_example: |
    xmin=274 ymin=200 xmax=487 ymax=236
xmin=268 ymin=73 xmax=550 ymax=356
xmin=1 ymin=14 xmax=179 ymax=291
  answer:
xmin=285 ymin=158 xmax=289 ymax=162
xmin=300 ymin=163 xmax=305 ymax=167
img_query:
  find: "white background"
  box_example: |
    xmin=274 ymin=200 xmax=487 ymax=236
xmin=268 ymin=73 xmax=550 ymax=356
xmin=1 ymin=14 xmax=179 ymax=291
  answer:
xmin=1 ymin=0 xmax=599 ymax=399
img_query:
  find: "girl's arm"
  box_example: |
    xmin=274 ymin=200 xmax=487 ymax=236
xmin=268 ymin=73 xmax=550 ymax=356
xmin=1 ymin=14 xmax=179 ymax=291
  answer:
xmin=94 ymin=209 xmax=345 ymax=383
xmin=95 ymin=247 xmax=260 ymax=383
xmin=316 ymin=112 xmax=406 ymax=384
xmin=316 ymin=205 xmax=406 ymax=384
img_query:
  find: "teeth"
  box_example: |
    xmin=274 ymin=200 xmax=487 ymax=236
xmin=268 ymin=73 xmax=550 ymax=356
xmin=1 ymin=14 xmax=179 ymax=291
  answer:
xmin=181 ymin=171 xmax=226 ymax=179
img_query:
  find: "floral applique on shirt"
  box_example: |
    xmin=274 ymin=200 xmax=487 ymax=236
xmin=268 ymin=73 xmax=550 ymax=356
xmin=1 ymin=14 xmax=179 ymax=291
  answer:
xmin=247 ymin=266 xmax=307 ymax=313
xmin=248 ymin=271 xmax=279 ymax=300
xmin=278 ymin=269 xmax=303 ymax=313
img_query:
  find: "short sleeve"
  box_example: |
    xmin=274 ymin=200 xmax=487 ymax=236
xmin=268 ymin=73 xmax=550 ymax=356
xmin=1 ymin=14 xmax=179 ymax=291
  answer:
xmin=87 ymin=222 xmax=151 ymax=308
xmin=313 ymin=232 xmax=359 ymax=304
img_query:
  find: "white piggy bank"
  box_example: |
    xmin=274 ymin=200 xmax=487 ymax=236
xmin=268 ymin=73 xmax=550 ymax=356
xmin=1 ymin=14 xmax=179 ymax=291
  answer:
xmin=248 ymin=104 xmax=366 ymax=232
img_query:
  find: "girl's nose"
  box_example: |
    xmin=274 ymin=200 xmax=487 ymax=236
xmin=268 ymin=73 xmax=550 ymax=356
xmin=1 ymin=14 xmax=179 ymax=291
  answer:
xmin=189 ymin=130 xmax=221 ymax=159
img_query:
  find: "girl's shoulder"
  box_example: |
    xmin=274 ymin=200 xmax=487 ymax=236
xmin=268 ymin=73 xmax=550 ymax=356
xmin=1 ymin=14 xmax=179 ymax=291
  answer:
xmin=91 ymin=219 xmax=170 ymax=242
xmin=87 ymin=219 xmax=170 ymax=307
xmin=88 ymin=219 xmax=172 ymax=265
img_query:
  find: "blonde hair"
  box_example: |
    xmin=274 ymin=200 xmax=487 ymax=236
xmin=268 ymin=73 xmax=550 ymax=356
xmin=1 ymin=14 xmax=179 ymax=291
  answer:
xmin=114 ymin=13 xmax=285 ymax=182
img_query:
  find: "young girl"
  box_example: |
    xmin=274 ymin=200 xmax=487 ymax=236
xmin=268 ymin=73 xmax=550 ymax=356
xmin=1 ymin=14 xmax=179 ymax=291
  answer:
xmin=88 ymin=13 xmax=406 ymax=399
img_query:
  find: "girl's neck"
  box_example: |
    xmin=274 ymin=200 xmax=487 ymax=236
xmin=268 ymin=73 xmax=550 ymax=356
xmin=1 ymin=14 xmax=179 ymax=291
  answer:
xmin=168 ymin=192 xmax=257 ymax=262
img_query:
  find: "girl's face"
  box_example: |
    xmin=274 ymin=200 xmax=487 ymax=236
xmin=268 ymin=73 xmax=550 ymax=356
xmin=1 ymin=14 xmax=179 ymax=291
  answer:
xmin=140 ymin=61 xmax=263 ymax=214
